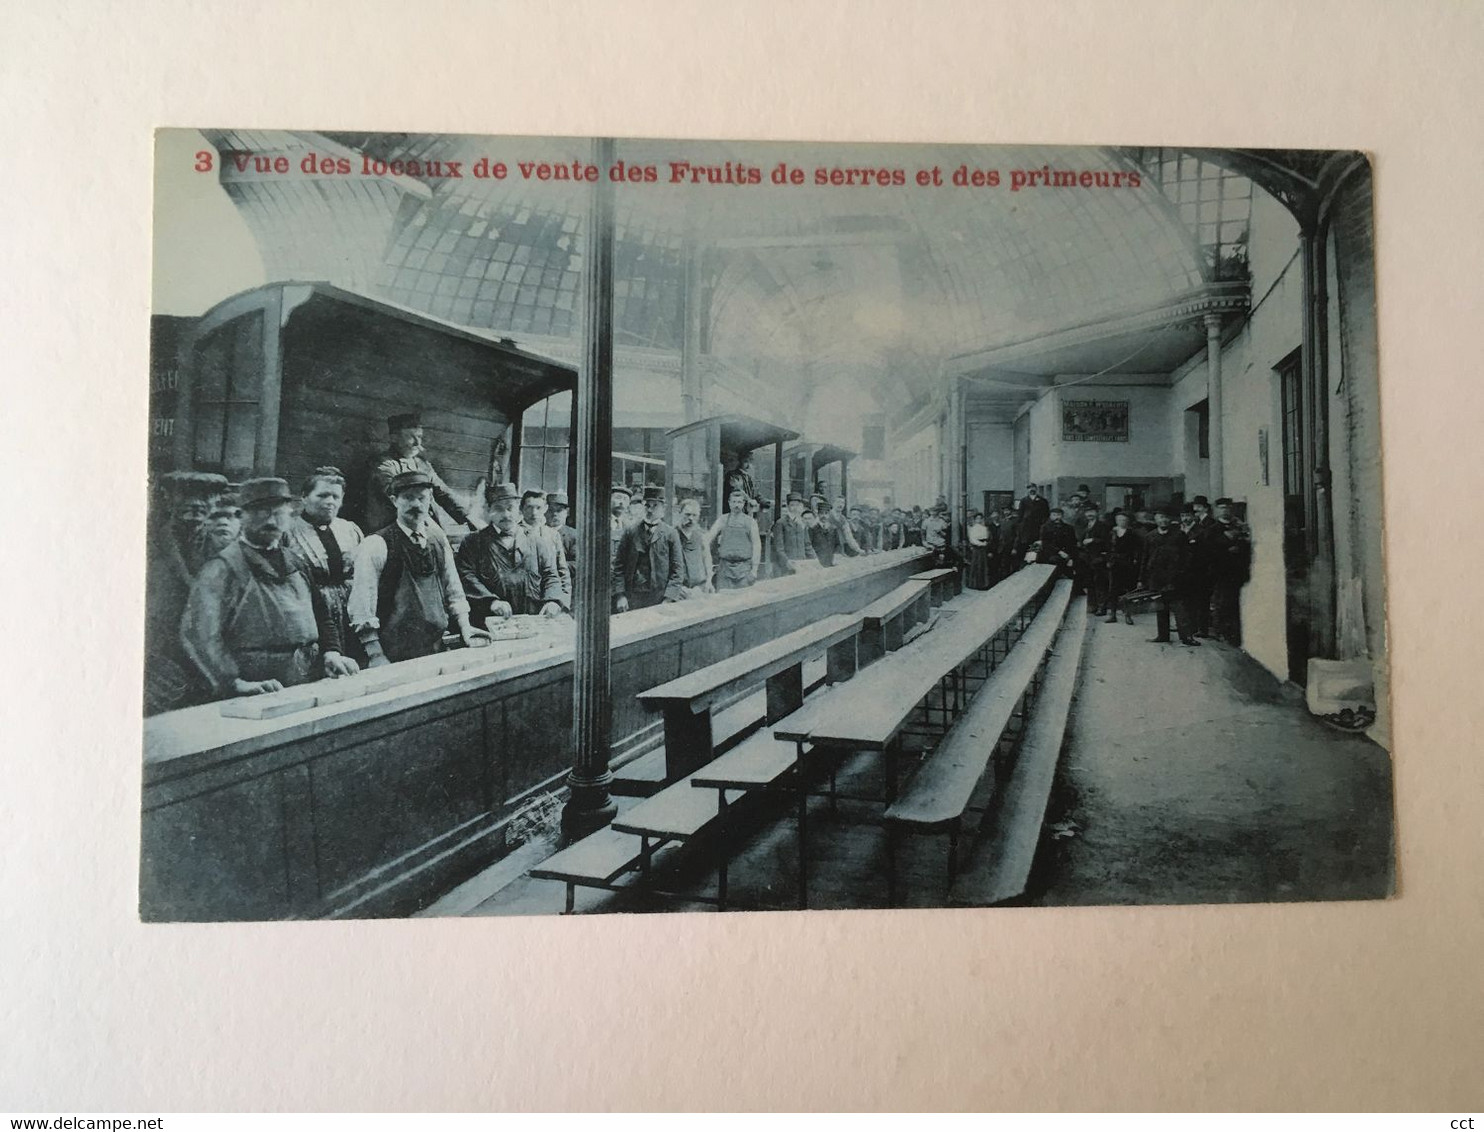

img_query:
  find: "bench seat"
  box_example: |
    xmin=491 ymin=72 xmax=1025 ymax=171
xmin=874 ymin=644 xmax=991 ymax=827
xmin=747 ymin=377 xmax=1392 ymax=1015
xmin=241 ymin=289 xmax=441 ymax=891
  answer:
xmin=691 ymin=729 xmax=801 ymax=791
xmin=637 ymin=612 xmax=863 ymax=781
xmin=804 ymin=566 xmax=1055 ymax=752
xmin=950 ymin=595 xmax=1088 ymax=906
xmin=858 ymin=579 xmax=933 ymax=664
xmin=886 ymin=580 xmax=1073 ymax=831
xmin=910 ymin=566 xmax=961 ymax=604
xmin=612 ymin=778 xmax=721 ymax=841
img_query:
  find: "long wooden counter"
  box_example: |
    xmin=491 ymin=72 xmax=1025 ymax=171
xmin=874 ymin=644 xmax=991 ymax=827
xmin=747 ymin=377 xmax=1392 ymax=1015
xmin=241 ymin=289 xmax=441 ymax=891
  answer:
xmin=140 ymin=548 xmax=933 ymax=921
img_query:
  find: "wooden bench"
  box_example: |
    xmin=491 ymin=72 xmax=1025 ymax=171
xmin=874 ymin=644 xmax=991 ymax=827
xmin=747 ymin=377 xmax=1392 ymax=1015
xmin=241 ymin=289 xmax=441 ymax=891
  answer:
xmin=637 ymin=613 xmax=862 ymax=782
xmin=858 ymin=579 xmax=933 ymax=666
xmin=883 ymin=580 xmax=1074 ymax=901
xmin=950 ymin=595 xmax=1088 ymax=906
xmin=533 ymin=699 xmax=819 ymax=913
xmin=529 ymin=827 xmax=657 ymax=915
xmin=799 ymin=566 xmax=1055 ymax=765
xmin=911 ymin=567 xmax=961 ymax=607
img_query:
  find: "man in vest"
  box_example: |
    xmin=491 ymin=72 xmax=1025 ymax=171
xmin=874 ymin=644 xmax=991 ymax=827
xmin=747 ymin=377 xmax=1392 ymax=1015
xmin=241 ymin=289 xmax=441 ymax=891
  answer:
xmin=365 ymin=412 xmax=479 ymax=534
xmin=348 ymin=464 xmax=489 ymax=667
xmin=181 ymin=476 xmax=360 ymax=700
xmin=615 ymin=486 xmax=685 ymax=611
xmin=456 ymin=483 xmax=566 ymax=623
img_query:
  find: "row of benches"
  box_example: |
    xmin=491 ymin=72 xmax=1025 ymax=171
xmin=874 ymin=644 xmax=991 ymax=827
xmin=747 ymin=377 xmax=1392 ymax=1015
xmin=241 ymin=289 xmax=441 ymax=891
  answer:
xmin=531 ymin=563 xmax=1084 ymax=912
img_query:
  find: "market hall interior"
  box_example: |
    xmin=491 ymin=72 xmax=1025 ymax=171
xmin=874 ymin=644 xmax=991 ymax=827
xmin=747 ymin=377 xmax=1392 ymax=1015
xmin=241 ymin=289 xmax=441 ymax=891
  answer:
xmin=142 ymin=133 xmax=1392 ymax=920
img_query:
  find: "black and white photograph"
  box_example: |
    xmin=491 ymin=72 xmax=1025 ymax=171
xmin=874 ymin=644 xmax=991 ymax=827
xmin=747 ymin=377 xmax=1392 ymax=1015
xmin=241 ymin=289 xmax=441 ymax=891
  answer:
xmin=141 ymin=130 xmax=1394 ymax=920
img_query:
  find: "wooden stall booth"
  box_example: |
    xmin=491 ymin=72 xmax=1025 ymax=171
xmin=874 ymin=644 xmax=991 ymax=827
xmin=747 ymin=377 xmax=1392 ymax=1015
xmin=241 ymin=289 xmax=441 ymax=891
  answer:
xmin=664 ymin=413 xmax=799 ymax=527
xmin=786 ymin=441 xmax=856 ymax=505
xmin=169 ymin=282 xmax=578 ymax=531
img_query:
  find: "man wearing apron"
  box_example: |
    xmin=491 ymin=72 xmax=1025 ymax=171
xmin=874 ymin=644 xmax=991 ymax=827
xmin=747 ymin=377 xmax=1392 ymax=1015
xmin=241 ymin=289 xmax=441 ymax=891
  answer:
xmin=456 ymin=482 xmax=566 ymax=622
xmin=348 ymin=464 xmax=490 ymax=667
xmin=284 ymin=466 xmax=365 ymax=664
xmin=707 ymin=488 xmax=761 ymax=590
xmin=673 ymin=497 xmax=715 ymax=597
xmin=181 ymin=477 xmax=360 ymax=700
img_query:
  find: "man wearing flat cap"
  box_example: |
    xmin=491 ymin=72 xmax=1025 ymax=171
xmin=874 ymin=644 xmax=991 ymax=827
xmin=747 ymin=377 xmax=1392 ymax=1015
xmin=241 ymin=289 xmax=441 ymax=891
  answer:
xmin=365 ymin=411 xmax=479 ymax=535
xmin=545 ymin=491 xmax=578 ymax=603
xmin=773 ymin=492 xmax=815 ymax=564
xmin=610 ymin=482 xmax=634 ymax=612
xmin=615 ymin=486 xmax=686 ymax=611
xmin=348 ymin=462 xmax=490 ymax=666
xmin=145 ymin=470 xmax=232 ymax=713
xmin=456 ymin=483 xmax=567 ymax=623
xmin=181 ymin=477 xmax=360 ymax=700
xmin=516 ymin=489 xmax=571 ymax=607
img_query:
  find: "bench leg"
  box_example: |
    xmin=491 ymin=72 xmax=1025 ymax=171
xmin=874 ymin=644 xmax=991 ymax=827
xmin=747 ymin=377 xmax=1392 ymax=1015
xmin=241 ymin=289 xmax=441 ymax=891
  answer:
xmin=663 ymin=706 xmax=715 ymax=783
xmin=859 ymin=624 xmax=885 ymax=667
xmin=948 ymin=820 xmax=961 ymax=882
xmin=886 ymin=824 xmax=898 ymax=906
xmin=827 ymin=636 xmax=858 ymax=684
xmin=796 ymin=753 xmax=810 ymax=910
xmin=640 ymin=835 xmax=652 ymax=874
xmin=885 ymin=738 xmax=901 ymax=803
xmin=884 ymin=614 xmax=904 ymax=653
xmin=564 ymin=883 xmax=576 ymax=915
xmin=766 ymin=663 xmax=804 ymax=724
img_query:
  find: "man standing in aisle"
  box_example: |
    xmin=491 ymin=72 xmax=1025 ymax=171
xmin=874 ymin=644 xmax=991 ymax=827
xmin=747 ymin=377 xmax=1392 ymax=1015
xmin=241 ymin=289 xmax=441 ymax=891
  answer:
xmin=181 ymin=476 xmax=360 ymax=699
xmin=1209 ymin=497 xmax=1252 ymax=645
xmin=1037 ymin=506 xmax=1079 ymax=582
xmin=1078 ymin=500 xmax=1113 ymax=612
xmin=365 ymin=412 xmax=480 ymax=534
xmin=1015 ymin=485 xmax=1050 ymax=558
xmin=615 ymin=486 xmax=686 ymax=611
xmin=1138 ymin=507 xmax=1199 ymax=646
xmin=1183 ymin=495 xmax=1216 ymax=637
xmin=348 ymin=464 xmax=490 ymax=666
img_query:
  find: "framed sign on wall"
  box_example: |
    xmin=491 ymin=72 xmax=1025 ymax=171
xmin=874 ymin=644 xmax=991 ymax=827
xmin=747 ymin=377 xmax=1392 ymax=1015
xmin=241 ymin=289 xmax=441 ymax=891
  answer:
xmin=1063 ymin=399 xmax=1130 ymax=442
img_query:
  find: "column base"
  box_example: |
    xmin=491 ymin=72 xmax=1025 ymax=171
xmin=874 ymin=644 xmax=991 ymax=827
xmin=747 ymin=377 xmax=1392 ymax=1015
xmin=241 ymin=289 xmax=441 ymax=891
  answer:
xmin=560 ymin=771 xmax=618 ymax=842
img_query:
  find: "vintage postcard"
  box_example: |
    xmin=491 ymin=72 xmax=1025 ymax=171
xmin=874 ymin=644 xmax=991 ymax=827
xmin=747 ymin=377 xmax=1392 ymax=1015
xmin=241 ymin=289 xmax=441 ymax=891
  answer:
xmin=142 ymin=130 xmax=1393 ymax=920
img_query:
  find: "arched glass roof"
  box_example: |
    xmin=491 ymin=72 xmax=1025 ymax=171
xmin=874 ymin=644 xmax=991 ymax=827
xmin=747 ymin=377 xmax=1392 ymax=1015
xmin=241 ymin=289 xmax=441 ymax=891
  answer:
xmin=204 ymin=131 xmax=1227 ymax=411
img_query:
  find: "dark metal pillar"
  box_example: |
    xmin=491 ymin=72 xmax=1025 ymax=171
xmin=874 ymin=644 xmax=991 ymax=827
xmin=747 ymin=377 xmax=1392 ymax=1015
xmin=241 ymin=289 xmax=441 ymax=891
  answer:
xmin=562 ymin=137 xmax=618 ymax=841
xmin=1302 ymin=225 xmax=1337 ymax=661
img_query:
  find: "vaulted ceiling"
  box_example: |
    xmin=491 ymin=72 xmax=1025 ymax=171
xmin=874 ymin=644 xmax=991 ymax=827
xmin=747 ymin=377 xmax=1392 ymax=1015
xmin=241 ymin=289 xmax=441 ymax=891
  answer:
xmin=200 ymin=131 xmax=1335 ymax=425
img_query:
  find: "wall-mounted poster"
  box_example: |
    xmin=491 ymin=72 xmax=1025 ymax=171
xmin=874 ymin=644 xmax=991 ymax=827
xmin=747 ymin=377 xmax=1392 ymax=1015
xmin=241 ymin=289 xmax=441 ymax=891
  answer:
xmin=1063 ymin=399 xmax=1129 ymax=442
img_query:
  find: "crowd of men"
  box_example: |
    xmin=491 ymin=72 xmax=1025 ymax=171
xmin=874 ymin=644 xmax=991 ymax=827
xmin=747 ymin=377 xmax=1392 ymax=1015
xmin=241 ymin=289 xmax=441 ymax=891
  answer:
xmin=143 ymin=417 xmax=943 ymax=713
xmin=143 ymin=413 xmax=1252 ymax=713
xmin=962 ymin=483 xmax=1254 ymax=648
xmin=143 ymin=413 xmax=587 ymax=714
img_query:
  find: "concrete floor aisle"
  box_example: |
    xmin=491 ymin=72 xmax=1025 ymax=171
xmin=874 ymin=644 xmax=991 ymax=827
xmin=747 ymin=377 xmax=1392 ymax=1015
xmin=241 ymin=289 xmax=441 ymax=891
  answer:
xmin=1025 ymin=617 xmax=1395 ymax=907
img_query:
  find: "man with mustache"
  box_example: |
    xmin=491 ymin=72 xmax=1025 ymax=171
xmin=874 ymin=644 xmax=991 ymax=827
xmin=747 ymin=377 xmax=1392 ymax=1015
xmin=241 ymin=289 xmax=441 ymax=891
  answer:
xmin=181 ymin=476 xmax=359 ymax=700
xmin=349 ymin=463 xmax=490 ymax=667
xmin=365 ymin=411 xmax=478 ymax=534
